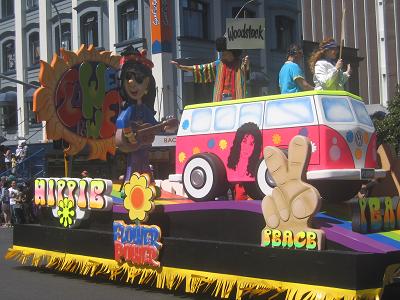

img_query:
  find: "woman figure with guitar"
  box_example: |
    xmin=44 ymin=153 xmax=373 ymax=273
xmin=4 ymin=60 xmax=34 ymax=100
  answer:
xmin=116 ymin=46 xmax=177 ymax=182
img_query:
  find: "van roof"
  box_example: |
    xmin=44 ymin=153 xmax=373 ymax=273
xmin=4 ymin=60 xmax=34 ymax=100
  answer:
xmin=184 ymin=90 xmax=362 ymax=110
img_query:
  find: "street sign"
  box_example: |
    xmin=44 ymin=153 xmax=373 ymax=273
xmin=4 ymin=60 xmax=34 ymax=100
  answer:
xmin=226 ymin=18 xmax=265 ymax=49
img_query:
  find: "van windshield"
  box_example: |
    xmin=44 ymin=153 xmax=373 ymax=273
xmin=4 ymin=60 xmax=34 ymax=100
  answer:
xmin=351 ymin=99 xmax=374 ymax=127
xmin=322 ymin=97 xmax=355 ymax=123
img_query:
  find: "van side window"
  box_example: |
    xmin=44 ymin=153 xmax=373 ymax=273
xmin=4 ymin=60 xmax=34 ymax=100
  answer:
xmin=265 ymin=97 xmax=314 ymax=127
xmin=351 ymin=99 xmax=373 ymax=127
xmin=322 ymin=97 xmax=355 ymax=123
xmin=215 ymin=105 xmax=236 ymax=131
xmin=191 ymin=108 xmax=212 ymax=133
xmin=239 ymin=103 xmax=263 ymax=127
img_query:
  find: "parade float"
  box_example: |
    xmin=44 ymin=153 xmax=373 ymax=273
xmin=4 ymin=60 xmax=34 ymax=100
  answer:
xmin=5 ymin=45 xmax=400 ymax=300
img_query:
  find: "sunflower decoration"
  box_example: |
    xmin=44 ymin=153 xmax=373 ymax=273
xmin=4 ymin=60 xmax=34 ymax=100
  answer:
xmin=33 ymin=45 xmax=122 ymax=160
xmin=123 ymin=173 xmax=157 ymax=223
xmin=57 ymin=198 xmax=76 ymax=227
xmin=219 ymin=139 xmax=228 ymax=150
xmin=272 ymin=133 xmax=282 ymax=145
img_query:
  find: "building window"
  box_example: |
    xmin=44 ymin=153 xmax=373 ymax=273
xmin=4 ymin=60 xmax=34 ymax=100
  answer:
xmin=81 ymin=12 xmax=98 ymax=47
xmin=182 ymin=0 xmax=208 ymax=39
xmin=118 ymin=1 xmax=138 ymax=42
xmin=27 ymin=0 xmax=38 ymax=9
xmin=275 ymin=16 xmax=294 ymax=51
xmin=3 ymin=40 xmax=15 ymax=72
xmin=55 ymin=23 xmax=71 ymax=53
xmin=1 ymin=0 xmax=13 ymax=18
xmin=29 ymin=32 xmax=40 ymax=66
xmin=232 ymin=7 xmax=256 ymax=18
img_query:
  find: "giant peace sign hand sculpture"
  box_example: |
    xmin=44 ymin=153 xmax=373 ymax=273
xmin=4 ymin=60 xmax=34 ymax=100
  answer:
xmin=261 ymin=135 xmax=325 ymax=250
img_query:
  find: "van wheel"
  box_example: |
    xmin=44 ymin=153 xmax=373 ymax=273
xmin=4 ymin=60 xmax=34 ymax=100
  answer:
xmin=183 ymin=153 xmax=228 ymax=201
xmin=310 ymin=180 xmax=362 ymax=202
xmin=244 ymin=159 xmax=275 ymax=200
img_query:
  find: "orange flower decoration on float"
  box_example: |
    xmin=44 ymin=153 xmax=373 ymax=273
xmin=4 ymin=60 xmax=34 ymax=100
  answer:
xmin=123 ymin=172 xmax=156 ymax=222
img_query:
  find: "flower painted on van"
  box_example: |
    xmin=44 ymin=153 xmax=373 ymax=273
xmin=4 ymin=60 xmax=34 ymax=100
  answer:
xmin=363 ymin=132 xmax=369 ymax=144
xmin=207 ymin=138 xmax=215 ymax=149
xmin=272 ymin=133 xmax=281 ymax=145
xmin=123 ymin=173 xmax=156 ymax=222
xmin=346 ymin=131 xmax=354 ymax=143
xmin=182 ymin=119 xmax=190 ymax=130
xmin=178 ymin=152 xmax=186 ymax=163
xmin=299 ymin=127 xmax=309 ymax=137
xmin=193 ymin=147 xmax=201 ymax=154
xmin=355 ymin=148 xmax=363 ymax=160
xmin=219 ymin=139 xmax=228 ymax=150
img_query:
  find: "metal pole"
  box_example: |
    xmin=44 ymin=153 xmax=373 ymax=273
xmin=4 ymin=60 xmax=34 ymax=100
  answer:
xmin=234 ymin=0 xmax=256 ymax=19
xmin=0 ymin=74 xmax=39 ymax=88
xmin=50 ymin=0 xmax=62 ymax=51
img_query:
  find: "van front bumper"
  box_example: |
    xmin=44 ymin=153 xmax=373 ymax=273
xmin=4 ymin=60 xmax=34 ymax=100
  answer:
xmin=306 ymin=169 xmax=387 ymax=181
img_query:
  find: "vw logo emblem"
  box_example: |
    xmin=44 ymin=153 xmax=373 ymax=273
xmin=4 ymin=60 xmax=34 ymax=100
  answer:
xmin=355 ymin=131 xmax=363 ymax=147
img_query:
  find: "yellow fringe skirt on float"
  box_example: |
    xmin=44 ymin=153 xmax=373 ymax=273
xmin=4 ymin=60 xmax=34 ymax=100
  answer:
xmin=5 ymin=246 xmax=383 ymax=300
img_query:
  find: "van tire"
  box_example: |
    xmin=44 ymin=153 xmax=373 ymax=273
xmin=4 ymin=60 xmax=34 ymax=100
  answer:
xmin=182 ymin=153 xmax=228 ymax=201
xmin=244 ymin=159 xmax=275 ymax=200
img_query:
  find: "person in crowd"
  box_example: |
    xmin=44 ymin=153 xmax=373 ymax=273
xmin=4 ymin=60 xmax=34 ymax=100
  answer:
xmin=0 ymin=145 xmax=6 ymax=172
xmin=171 ymin=37 xmax=249 ymax=102
xmin=81 ymin=170 xmax=89 ymax=178
xmin=1 ymin=178 xmax=11 ymax=227
xmin=279 ymin=44 xmax=313 ymax=93
xmin=308 ymin=37 xmax=351 ymax=90
xmin=15 ymin=183 xmax=26 ymax=224
xmin=4 ymin=146 xmax=11 ymax=170
xmin=16 ymin=140 xmax=28 ymax=162
xmin=10 ymin=154 xmax=17 ymax=175
xmin=8 ymin=180 xmax=20 ymax=224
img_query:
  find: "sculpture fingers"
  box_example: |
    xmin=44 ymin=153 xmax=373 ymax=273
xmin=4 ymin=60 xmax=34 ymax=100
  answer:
xmin=261 ymin=195 xmax=280 ymax=228
xmin=264 ymin=146 xmax=288 ymax=186
xmin=287 ymin=135 xmax=311 ymax=180
xmin=291 ymin=187 xmax=321 ymax=219
xmin=272 ymin=187 xmax=290 ymax=222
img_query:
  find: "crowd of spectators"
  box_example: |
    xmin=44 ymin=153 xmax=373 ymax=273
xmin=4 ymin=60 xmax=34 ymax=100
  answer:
xmin=0 ymin=141 xmax=28 ymax=175
xmin=0 ymin=176 xmax=35 ymax=227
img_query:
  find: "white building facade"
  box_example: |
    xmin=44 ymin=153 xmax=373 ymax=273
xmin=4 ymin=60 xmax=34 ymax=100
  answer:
xmin=0 ymin=0 xmax=398 ymax=150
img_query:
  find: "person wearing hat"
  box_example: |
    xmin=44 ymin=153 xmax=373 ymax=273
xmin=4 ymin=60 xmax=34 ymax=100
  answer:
xmin=171 ymin=37 xmax=249 ymax=102
xmin=308 ymin=37 xmax=351 ymax=90
xmin=116 ymin=46 xmax=177 ymax=181
xmin=279 ymin=44 xmax=313 ymax=93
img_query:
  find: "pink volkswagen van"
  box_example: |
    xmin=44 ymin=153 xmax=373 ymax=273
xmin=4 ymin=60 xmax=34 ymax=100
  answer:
xmin=170 ymin=91 xmax=386 ymax=201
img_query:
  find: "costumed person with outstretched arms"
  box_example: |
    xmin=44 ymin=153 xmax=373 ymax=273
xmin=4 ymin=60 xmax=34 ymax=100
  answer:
xmin=115 ymin=46 xmax=178 ymax=182
xmin=308 ymin=38 xmax=351 ymax=90
xmin=279 ymin=44 xmax=313 ymax=93
xmin=171 ymin=37 xmax=249 ymax=102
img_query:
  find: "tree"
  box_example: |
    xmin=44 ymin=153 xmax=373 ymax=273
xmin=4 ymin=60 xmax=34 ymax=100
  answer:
xmin=374 ymin=85 xmax=400 ymax=153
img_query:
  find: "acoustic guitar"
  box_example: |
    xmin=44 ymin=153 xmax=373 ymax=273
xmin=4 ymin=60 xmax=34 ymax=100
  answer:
xmin=115 ymin=118 xmax=178 ymax=153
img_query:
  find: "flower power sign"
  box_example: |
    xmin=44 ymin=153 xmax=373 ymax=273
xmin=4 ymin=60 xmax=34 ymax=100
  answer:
xmin=113 ymin=173 xmax=162 ymax=267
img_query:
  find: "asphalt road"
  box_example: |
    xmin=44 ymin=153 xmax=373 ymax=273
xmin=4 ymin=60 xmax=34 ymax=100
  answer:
xmin=0 ymin=227 xmax=217 ymax=300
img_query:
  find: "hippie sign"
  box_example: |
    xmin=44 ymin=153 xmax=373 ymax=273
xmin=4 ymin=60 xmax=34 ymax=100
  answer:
xmin=113 ymin=173 xmax=162 ymax=267
xmin=261 ymin=136 xmax=325 ymax=250
xmin=33 ymin=45 xmax=122 ymax=160
xmin=34 ymin=177 xmax=113 ymax=228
